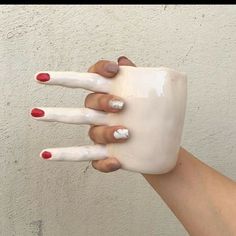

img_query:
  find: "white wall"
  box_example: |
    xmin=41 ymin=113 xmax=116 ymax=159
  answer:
xmin=1 ymin=5 xmax=235 ymax=236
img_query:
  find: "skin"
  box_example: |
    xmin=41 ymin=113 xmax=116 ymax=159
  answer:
xmin=85 ymin=56 xmax=236 ymax=235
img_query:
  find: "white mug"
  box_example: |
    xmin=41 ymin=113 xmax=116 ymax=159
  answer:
xmin=32 ymin=66 xmax=187 ymax=174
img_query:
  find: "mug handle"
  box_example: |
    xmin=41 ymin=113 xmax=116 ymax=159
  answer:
xmin=35 ymin=71 xmax=112 ymax=93
xmin=40 ymin=145 xmax=108 ymax=162
xmin=33 ymin=71 xmax=112 ymax=161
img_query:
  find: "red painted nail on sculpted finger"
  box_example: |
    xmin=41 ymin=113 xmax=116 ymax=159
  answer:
xmin=31 ymin=108 xmax=45 ymax=117
xmin=36 ymin=73 xmax=50 ymax=82
xmin=41 ymin=151 xmax=52 ymax=159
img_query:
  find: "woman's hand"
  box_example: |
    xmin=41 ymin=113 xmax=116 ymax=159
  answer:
xmin=85 ymin=56 xmax=136 ymax=173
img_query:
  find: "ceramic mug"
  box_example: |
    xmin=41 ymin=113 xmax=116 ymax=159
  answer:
xmin=32 ymin=66 xmax=187 ymax=174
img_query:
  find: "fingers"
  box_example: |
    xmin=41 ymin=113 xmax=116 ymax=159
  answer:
xmin=84 ymin=93 xmax=125 ymax=112
xmin=92 ymin=158 xmax=121 ymax=173
xmin=30 ymin=107 xmax=108 ymax=125
xmin=35 ymin=71 xmax=112 ymax=93
xmin=117 ymin=56 xmax=136 ymax=67
xmin=40 ymin=145 xmax=108 ymax=161
xmin=88 ymin=60 xmax=119 ymax=78
xmin=89 ymin=125 xmax=129 ymax=144
xmin=86 ymin=56 xmax=135 ymax=173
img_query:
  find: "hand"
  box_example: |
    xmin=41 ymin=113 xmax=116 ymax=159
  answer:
xmin=86 ymin=56 xmax=136 ymax=173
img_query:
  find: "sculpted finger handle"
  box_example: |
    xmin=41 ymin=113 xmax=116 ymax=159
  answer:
xmin=31 ymin=107 xmax=108 ymax=125
xmin=33 ymin=66 xmax=187 ymax=174
xmin=35 ymin=71 xmax=112 ymax=93
xmin=40 ymin=145 xmax=108 ymax=161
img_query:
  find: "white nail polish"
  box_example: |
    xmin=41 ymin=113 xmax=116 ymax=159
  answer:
xmin=113 ymin=129 xmax=129 ymax=139
xmin=109 ymin=100 xmax=124 ymax=110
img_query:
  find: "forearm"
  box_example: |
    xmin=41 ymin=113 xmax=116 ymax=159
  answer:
xmin=142 ymin=148 xmax=236 ymax=236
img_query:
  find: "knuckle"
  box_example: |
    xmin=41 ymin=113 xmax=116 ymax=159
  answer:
xmin=104 ymin=127 xmax=113 ymax=143
xmin=91 ymin=161 xmax=98 ymax=170
xmin=84 ymin=93 xmax=94 ymax=107
xmin=98 ymin=94 xmax=108 ymax=110
xmin=94 ymin=60 xmax=107 ymax=72
xmin=87 ymin=60 xmax=104 ymax=72
xmin=88 ymin=127 xmax=96 ymax=141
xmin=106 ymin=162 xmax=114 ymax=170
xmin=87 ymin=64 xmax=95 ymax=72
xmin=88 ymin=60 xmax=113 ymax=74
xmin=106 ymin=161 xmax=118 ymax=172
xmin=98 ymin=94 xmax=113 ymax=111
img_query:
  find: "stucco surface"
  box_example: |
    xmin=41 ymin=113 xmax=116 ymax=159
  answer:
xmin=0 ymin=5 xmax=235 ymax=236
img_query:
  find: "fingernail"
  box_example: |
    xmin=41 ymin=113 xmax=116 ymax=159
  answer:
xmin=118 ymin=56 xmax=128 ymax=62
xmin=36 ymin=73 xmax=50 ymax=82
xmin=109 ymin=99 xmax=124 ymax=110
xmin=31 ymin=108 xmax=45 ymax=117
xmin=41 ymin=151 xmax=52 ymax=159
xmin=105 ymin=62 xmax=119 ymax=73
xmin=113 ymin=129 xmax=129 ymax=140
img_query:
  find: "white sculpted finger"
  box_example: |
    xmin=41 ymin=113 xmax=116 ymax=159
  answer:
xmin=35 ymin=71 xmax=112 ymax=93
xmin=31 ymin=107 xmax=108 ymax=125
xmin=40 ymin=145 xmax=108 ymax=161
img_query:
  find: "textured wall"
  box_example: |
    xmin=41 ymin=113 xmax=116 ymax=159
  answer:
xmin=0 ymin=5 xmax=236 ymax=236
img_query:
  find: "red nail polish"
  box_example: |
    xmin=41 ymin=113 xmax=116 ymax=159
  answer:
xmin=36 ymin=73 xmax=50 ymax=82
xmin=41 ymin=151 xmax=52 ymax=159
xmin=31 ymin=108 xmax=44 ymax=117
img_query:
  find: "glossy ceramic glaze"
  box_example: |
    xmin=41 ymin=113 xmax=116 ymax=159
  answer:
xmin=33 ymin=66 xmax=187 ymax=174
xmin=107 ymin=66 xmax=187 ymax=174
